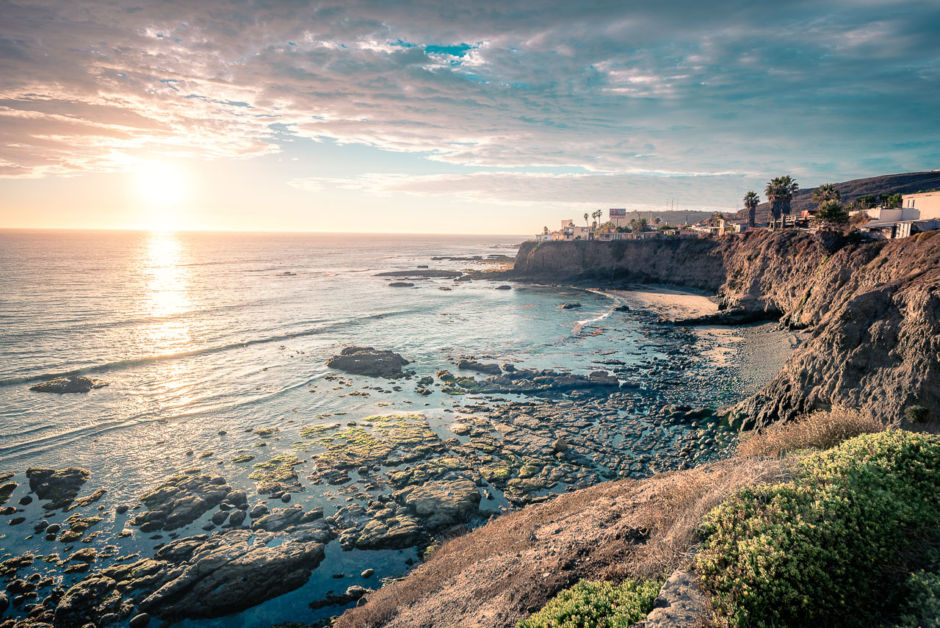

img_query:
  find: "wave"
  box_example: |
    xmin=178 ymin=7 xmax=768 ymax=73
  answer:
xmin=0 ymin=309 xmax=414 ymax=388
xmin=572 ymin=288 xmax=622 ymax=335
xmin=0 ymin=369 xmax=339 ymax=461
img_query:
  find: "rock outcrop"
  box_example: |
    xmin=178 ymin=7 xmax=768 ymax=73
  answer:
xmin=26 ymin=467 xmax=90 ymax=510
xmin=54 ymin=529 xmax=328 ymax=624
xmin=326 ymin=347 xmax=411 ymax=378
xmin=511 ymin=230 xmax=940 ymax=427
xmin=130 ymin=471 xmax=232 ymax=532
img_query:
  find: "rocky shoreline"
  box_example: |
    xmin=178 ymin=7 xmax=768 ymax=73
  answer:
xmin=510 ymin=230 xmax=940 ymax=427
xmin=0 ymin=276 xmax=781 ymax=627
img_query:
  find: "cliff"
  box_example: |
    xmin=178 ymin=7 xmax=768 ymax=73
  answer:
xmin=512 ymin=230 xmax=940 ymax=427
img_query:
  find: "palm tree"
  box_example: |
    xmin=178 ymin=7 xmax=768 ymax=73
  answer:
xmin=743 ymin=191 xmax=759 ymax=228
xmin=765 ymin=176 xmax=799 ymax=229
xmin=543 ymin=226 xmax=549 ymax=235
xmin=812 ymin=183 xmax=840 ymax=208
xmin=583 ymin=212 xmax=589 ymax=229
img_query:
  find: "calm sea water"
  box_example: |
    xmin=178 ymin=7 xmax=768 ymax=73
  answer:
xmin=0 ymin=230 xmax=671 ymax=626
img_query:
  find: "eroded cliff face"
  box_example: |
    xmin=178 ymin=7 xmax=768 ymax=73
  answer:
xmin=512 ymin=231 xmax=940 ymax=427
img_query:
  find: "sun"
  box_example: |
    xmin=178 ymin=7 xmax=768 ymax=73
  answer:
xmin=134 ymin=161 xmax=188 ymax=231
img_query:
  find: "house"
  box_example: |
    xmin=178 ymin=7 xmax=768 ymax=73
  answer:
xmin=858 ymin=191 xmax=940 ymax=239
xmin=901 ymin=191 xmax=940 ymax=219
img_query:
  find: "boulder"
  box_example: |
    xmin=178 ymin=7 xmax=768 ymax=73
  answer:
xmin=642 ymin=569 xmax=706 ymax=627
xmin=355 ymin=515 xmax=423 ymax=550
xmin=394 ymin=479 xmax=481 ymax=530
xmin=25 ymin=467 xmax=90 ymax=510
xmin=326 ymin=347 xmax=410 ymax=379
xmin=29 ymin=376 xmax=108 ymax=394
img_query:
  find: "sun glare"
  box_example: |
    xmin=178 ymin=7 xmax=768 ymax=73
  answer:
xmin=134 ymin=161 xmax=188 ymax=231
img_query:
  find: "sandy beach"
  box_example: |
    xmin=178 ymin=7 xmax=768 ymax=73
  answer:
xmin=607 ymin=283 xmax=801 ymax=394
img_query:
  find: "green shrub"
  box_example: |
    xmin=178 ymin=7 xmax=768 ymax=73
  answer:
xmin=517 ymin=578 xmax=662 ymax=628
xmin=897 ymin=570 xmax=940 ymax=627
xmin=905 ymin=404 xmax=930 ymax=424
xmin=696 ymin=430 xmax=940 ymax=627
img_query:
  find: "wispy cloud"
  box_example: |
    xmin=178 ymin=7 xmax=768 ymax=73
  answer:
xmin=1 ymin=0 xmax=938 ymax=185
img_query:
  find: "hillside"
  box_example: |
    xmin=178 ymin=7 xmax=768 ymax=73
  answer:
xmin=730 ymin=170 xmax=940 ymax=223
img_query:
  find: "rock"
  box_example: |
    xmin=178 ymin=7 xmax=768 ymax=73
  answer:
xmin=560 ymin=302 xmax=581 ymax=309
xmin=25 ymin=467 xmax=90 ymax=510
xmin=387 ymin=282 xmax=415 ymax=288
xmin=552 ymin=437 xmax=568 ymax=452
xmin=227 ymin=509 xmax=246 ymax=527
xmin=211 ymin=511 xmax=229 ymax=526
xmin=456 ymin=360 xmax=502 ymax=376
xmin=249 ymin=504 xmax=269 ymax=519
xmin=138 ymin=530 xmax=327 ymax=620
xmin=394 ymin=479 xmax=481 ymax=530
xmin=29 ymin=375 xmax=108 ymax=394
xmin=130 ymin=472 xmax=232 ymax=531
xmin=326 ymin=347 xmax=411 ymax=379
xmin=361 ymin=568 xmax=374 ymax=579
xmin=0 ymin=482 xmax=15 ymax=506
xmin=69 ymin=488 xmax=106 ymax=510
xmin=355 ymin=515 xmax=423 ymax=550
xmin=129 ymin=612 xmax=151 ymax=628
xmin=251 ymin=505 xmax=321 ymax=532
xmin=0 ymin=591 xmax=8 ymax=614
xmin=346 ymin=585 xmax=370 ymax=601
xmin=495 ymin=285 xmax=512 ymax=290
xmin=642 ymin=569 xmax=706 ymax=627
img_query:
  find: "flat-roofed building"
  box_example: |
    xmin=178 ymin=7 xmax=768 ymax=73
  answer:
xmin=901 ymin=191 xmax=940 ymax=220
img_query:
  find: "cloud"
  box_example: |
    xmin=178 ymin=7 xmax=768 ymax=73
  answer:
xmin=0 ymin=0 xmax=938 ymax=186
xmin=289 ymin=169 xmax=754 ymax=210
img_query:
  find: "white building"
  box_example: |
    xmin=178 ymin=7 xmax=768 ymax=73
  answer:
xmin=860 ymin=191 xmax=940 ymax=239
xmin=901 ymin=191 xmax=940 ymax=219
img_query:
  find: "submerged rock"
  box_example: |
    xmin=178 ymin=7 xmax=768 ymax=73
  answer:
xmin=560 ymin=302 xmax=582 ymax=309
xmin=457 ymin=359 xmax=502 ymax=376
xmin=26 ymin=467 xmax=90 ymax=510
xmin=29 ymin=375 xmax=108 ymax=394
xmin=326 ymin=347 xmax=411 ymax=379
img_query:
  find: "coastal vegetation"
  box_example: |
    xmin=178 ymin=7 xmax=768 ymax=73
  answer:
xmin=503 ymin=414 xmax=938 ymax=627
xmin=517 ymin=577 xmax=663 ymax=627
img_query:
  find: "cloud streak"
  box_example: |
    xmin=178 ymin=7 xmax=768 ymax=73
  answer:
xmin=1 ymin=0 xmax=938 ymax=191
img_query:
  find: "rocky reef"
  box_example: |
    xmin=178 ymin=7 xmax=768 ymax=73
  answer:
xmin=511 ymin=230 xmax=940 ymax=427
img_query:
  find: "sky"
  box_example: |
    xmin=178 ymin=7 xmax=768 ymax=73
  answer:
xmin=1 ymin=1 xmax=939 ymax=234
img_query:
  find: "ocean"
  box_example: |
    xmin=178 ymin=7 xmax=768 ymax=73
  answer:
xmin=0 ymin=230 xmax=738 ymax=626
